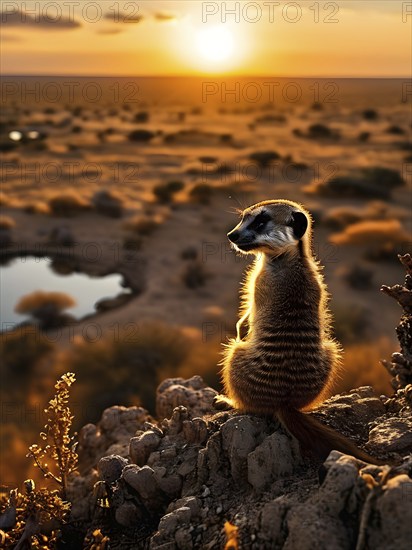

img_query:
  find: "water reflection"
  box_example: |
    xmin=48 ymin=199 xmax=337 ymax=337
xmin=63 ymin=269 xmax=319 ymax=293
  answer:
xmin=0 ymin=256 xmax=129 ymax=327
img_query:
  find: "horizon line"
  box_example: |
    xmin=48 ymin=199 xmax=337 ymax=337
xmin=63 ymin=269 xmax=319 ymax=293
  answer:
xmin=2 ymin=74 xmax=411 ymax=79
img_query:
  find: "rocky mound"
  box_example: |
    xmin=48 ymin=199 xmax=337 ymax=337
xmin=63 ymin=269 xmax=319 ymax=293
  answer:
xmin=64 ymin=255 xmax=412 ymax=549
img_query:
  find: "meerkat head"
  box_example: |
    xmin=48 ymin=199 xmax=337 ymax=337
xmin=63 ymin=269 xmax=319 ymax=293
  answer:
xmin=227 ymin=199 xmax=311 ymax=257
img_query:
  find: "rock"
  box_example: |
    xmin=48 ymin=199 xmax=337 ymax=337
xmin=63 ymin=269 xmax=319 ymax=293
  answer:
xmin=115 ymin=501 xmax=143 ymax=527
xmin=367 ymin=415 xmax=412 ymax=452
xmin=221 ymin=416 xmax=271 ymax=483
xmin=97 ymin=455 xmax=128 ymax=484
xmin=260 ymin=497 xmax=289 ymax=544
xmin=122 ymin=465 xmax=156 ymax=498
xmin=156 ymin=376 xmax=218 ymax=419
xmin=158 ymin=507 xmax=191 ymax=536
xmin=248 ymin=432 xmax=301 ymax=491
xmin=100 ymin=406 xmax=150 ymax=440
xmin=129 ymin=430 xmax=162 ymax=466
xmin=368 ymin=475 xmax=412 ymax=550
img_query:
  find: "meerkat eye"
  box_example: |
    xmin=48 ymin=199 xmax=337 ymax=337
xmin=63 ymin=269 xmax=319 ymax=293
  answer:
xmin=248 ymin=212 xmax=271 ymax=232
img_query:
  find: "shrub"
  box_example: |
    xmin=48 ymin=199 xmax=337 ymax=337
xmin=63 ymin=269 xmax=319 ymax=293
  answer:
xmin=332 ymin=303 xmax=370 ymax=344
xmin=0 ymin=373 xmax=77 ymax=549
xmin=340 ymin=264 xmax=374 ymax=290
xmin=323 ymin=207 xmax=362 ymax=230
xmin=0 ymin=329 xmax=54 ymax=394
xmin=68 ymin=323 xmax=191 ymax=419
xmin=92 ymin=189 xmax=123 ymax=218
xmin=134 ymin=111 xmax=150 ymax=123
xmin=249 ymin=150 xmax=280 ymax=166
xmin=0 ymin=215 xmax=15 ymax=230
xmin=307 ymin=167 xmax=404 ymax=199
xmin=335 ymin=337 xmax=393 ymax=396
xmin=123 ymin=236 xmax=143 ymax=251
xmin=23 ymin=201 xmax=50 ymax=215
xmin=128 ymin=129 xmax=155 ymax=142
xmin=385 ymin=125 xmax=404 ymax=135
xmin=123 ymin=215 xmax=160 ymax=236
xmin=308 ymin=123 xmax=334 ymax=139
xmin=15 ymin=291 xmax=76 ymax=329
xmin=181 ymin=261 xmax=211 ymax=289
xmin=362 ymin=109 xmax=378 ymax=120
xmin=48 ymin=192 xmax=89 ymax=217
xmin=189 ymin=183 xmax=213 ymax=205
xmin=181 ymin=246 xmax=198 ymax=260
xmin=358 ymin=131 xmax=370 ymax=142
xmin=153 ymin=180 xmax=185 ymax=203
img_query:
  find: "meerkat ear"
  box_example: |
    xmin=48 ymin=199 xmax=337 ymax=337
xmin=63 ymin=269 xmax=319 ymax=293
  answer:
xmin=290 ymin=211 xmax=308 ymax=240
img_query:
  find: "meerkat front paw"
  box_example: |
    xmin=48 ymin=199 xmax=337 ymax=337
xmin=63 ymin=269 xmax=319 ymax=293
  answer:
xmin=213 ymin=394 xmax=235 ymax=410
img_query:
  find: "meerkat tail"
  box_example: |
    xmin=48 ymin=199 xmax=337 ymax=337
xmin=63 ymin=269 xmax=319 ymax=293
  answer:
xmin=277 ymin=407 xmax=382 ymax=465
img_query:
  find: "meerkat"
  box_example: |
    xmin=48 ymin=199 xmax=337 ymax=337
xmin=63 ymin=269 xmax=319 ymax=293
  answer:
xmin=216 ymin=199 xmax=379 ymax=463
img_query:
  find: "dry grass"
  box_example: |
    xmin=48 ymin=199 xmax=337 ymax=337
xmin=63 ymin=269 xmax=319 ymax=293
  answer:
xmin=67 ymin=322 xmax=191 ymax=421
xmin=0 ymin=215 xmax=16 ymax=229
xmin=15 ymin=291 xmax=76 ymax=315
xmin=334 ymin=337 xmax=394 ymax=396
xmin=330 ymin=219 xmax=410 ymax=246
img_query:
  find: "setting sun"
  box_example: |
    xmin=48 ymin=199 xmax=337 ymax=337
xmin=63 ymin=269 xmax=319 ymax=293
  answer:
xmin=195 ymin=25 xmax=235 ymax=64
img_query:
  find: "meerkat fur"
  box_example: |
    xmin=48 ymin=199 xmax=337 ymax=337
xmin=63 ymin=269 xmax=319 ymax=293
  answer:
xmin=217 ymin=199 xmax=380 ymax=464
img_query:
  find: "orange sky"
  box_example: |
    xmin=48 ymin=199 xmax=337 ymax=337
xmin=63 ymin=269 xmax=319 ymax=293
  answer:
xmin=1 ymin=1 xmax=411 ymax=76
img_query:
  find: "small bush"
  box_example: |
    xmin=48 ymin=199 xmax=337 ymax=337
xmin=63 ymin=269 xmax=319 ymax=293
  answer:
xmin=48 ymin=192 xmax=89 ymax=217
xmin=123 ymin=236 xmax=143 ymax=251
xmin=323 ymin=207 xmax=362 ymax=230
xmin=0 ymin=215 xmax=15 ymax=229
xmin=336 ymin=337 xmax=393 ymax=395
xmin=153 ymin=180 xmax=185 ymax=203
xmin=68 ymin=322 xmax=191 ymax=418
xmin=0 ymin=373 xmax=77 ymax=549
xmin=181 ymin=246 xmax=198 ymax=260
xmin=332 ymin=303 xmax=370 ymax=344
xmin=123 ymin=215 xmax=160 ymax=236
xmin=128 ymin=129 xmax=155 ymax=142
xmin=181 ymin=261 xmax=211 ymax=289
xmin=134 ymin=111 xmax=150 ymax=123
xmin=92 ymin=189 xmax=123 ymax=218
xmin=308 ymin=123 xmax=339 ymax=139
xmin=385 ymin=125 xmax=404 ymax=135
xmin=23 ymin=201 xmax=50 ymax=215
xmin=249 ymin=150 xmax=280 ymax=166
xmin=0 ymin=329 xmax=54 ymax=394
xmin=15 ymin=291 xmax=76 ymax=329
xmin=362 ymin=109 xmax=378 ymax=120
xmin=307 ymin=167 xmax=404 ymax=199
xmin=189 ymin=183 xmax=213 ymax=205
xmin=340 ymin=264 xmax=374 ymax=290
xmin=358 ymin=131 xmax=370 ymax=142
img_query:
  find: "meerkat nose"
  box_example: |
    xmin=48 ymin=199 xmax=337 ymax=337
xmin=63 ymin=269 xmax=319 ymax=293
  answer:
xmin=227 ymin=229 xmax=241 ymax=243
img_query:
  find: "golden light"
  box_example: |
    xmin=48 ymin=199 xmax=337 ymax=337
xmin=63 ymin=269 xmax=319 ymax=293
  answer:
xmin=195 ymin=26 xmax=235 ymax=63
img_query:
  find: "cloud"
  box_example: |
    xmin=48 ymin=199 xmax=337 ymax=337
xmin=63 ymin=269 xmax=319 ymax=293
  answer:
xmin=154 ymin=12 xmax=177 ymax=22
xmin=0 ymin=33 xmax=23 ymax=42
xmin=104 ymin=12 xmax=143 ymax=24
xmin=96 ymin=28 xmax=123 ymax=35
xmin=1 ymin=9 xmax=81 ymax=29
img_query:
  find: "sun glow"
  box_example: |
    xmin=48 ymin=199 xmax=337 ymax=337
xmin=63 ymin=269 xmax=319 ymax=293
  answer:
xmin=195 ymin=26 xmax=235 ymax=64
